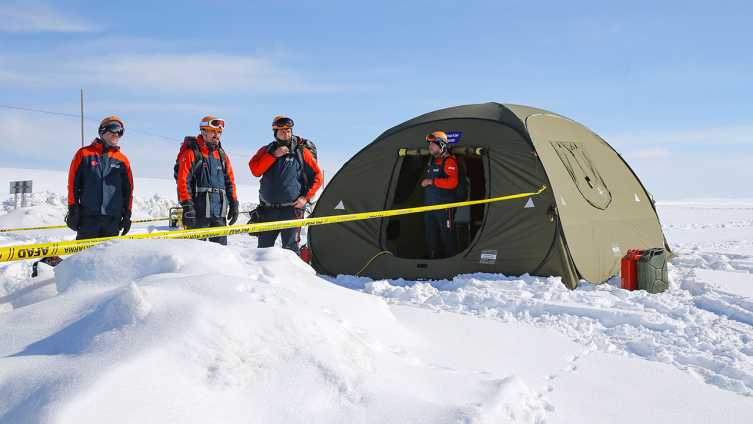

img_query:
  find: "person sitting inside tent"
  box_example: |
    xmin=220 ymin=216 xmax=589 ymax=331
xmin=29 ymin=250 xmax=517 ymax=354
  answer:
xmin=421 ymin=131 xmax=458 ymax=259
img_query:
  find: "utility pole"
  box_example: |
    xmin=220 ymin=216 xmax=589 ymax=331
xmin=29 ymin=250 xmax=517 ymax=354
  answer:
xmin=81 ymin=89 xmax=84 ymax=147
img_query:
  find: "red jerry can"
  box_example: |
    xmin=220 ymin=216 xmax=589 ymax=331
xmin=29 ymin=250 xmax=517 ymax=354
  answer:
xmin=299 ymin=244 xmax=311 ymax=264
xmin=621 ymin=249 xmax=644 ymax=291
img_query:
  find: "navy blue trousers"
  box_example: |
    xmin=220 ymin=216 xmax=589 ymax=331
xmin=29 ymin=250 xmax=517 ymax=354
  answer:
xmin=194 ymin=216 xmax=228 ymax=245
xmin=77 ymin=215 xmax=120 ymax=240
xmin=425 ymin=208 xmax=457 ymax=259
xmin=257 ymin=205 xmax=302 ymax=254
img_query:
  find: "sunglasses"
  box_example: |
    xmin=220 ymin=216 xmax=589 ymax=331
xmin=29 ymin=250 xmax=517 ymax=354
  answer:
xmin=103 ymin=124 xmax=124 ymax=136
xmin=273 ymin=117 xmax=294 ymax=129
xmin=201 ymin=119 xmax=225 ymax=130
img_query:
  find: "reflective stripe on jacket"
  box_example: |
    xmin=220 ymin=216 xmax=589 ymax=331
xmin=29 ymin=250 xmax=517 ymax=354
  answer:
xmin=67 ymin=139 xmax=133 ymax=217
xmin=176 ymin=135 xmax=237 ymax=218
xmin=425 ymin=152 xmax=458 ymax=206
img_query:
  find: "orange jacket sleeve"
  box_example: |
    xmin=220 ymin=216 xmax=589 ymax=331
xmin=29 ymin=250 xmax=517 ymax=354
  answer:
xmin=223 ymin=153 xmax=238 ymax=201
xmin=433 ymin=157 xmax=458 ymax=190
xmin=121 ymin=154 xmax=134 ymax=210
xmin=176 ymin=149 xmax=196 ymax=203
xmin=302 ymin=147 xmax=323 ymax=200
xmin=249 ymin=145 xmax=276 ymax=177
xmin=67 ymin=148 xmax=84 ymax=205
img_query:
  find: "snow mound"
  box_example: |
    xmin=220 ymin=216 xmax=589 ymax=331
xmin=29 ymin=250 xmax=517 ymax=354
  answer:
xmin=0 ymin=203 xmax=65 ymax=230
xmin=2 ymin=241 xmax=490 ymax=423
xmin=54 ymin=238 xmax=248 ymax=293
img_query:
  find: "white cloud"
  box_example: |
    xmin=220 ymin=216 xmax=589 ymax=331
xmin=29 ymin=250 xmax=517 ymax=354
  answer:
xmin=0 ymin=49 xmax=342 ymax=95
xmin=622 ymin=147 xmax=672 ymax=159
xmin=0 ymin=0 xmax=98 ymax=33
xmin=78 ymin=53 xmax=340 ymax=95
xmin=607 ymin=126 xmax=753 ymax=148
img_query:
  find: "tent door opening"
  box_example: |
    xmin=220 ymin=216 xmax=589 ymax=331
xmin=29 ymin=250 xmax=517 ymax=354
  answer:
xmin=382 ymin=148 xmax=486 ymax=259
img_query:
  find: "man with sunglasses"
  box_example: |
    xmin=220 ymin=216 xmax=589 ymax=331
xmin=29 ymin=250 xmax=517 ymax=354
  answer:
xmin=66 ymin=116 xmax=134 ymax=240
xmin=176 ymin=116 xmax=239 ymax=245
xmin=249 ymin=116 xmax=322 ymax=254
xmin=421 ymin=131 xmax=458 ymax=259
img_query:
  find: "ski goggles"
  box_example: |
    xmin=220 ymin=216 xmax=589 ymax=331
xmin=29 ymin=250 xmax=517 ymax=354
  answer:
xmin=426 ymin=132 xmax=448 ymax=143
xmin=102 ymin=123 xmax=124 ymax=136
xmin=200 ymin=118 xmax=225 ymax=131
xmin=273 ymin=117 xmax=294 ymax=130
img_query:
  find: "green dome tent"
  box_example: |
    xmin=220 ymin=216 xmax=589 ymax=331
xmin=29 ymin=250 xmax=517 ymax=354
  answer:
xmin=309 ymin=103 xmax=671 ymax=289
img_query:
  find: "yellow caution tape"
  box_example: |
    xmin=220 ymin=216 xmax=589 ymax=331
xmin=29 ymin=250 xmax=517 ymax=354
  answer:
xmin=0 ymin=211 xmax=256 ymax=233
xmin=0 ymin=187 xmax=545 ymax=263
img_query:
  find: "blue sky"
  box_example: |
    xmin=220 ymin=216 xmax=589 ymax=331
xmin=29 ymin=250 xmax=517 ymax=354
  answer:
xmin=0 ymin=0 xmax=751 ymax=199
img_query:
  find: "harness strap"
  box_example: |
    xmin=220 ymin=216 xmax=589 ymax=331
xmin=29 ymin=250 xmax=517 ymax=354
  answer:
xmin=259 ymin=195 xmax=293 ymax=208
xmin=196 ymin=187 xmax=226 ymax=218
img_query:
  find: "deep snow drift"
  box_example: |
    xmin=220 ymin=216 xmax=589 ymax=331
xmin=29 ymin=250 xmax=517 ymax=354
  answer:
xmin=1 ymin=169 xmax=752 ymax=423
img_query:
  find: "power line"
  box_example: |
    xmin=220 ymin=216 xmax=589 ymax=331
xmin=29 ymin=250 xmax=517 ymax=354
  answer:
xmin=0 ymin=103 xmax=94 ymax=120
xmin=0 ymin=103 xmax=335 ymax=171
xmin=0 ymin=103 xmax=181 ymax=141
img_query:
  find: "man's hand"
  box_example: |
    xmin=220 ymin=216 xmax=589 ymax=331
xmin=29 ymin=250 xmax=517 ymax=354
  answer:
xmin=119 ymin=208 xmax=132 ymax=236
xmin=421 ymin=179 xmax=433 ymax=187
xmin=65 ymin=204 xmax=81 ymax=231
xmin=181 ymin=200 xmax=196 ymax=229
xmin=227 ymin=200 xmax=239 ymax=225
xmin=274 ymin=146 xmax=289 ymax=157
xmin=292 ymin=196 xmax=308 ymax=208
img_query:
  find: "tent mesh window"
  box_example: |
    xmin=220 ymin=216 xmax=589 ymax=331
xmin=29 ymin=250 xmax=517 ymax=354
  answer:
xmin=550 ymin=141 xmax=612 ymax=209
xmin=384 ymin=151 xmax=486 ymax=259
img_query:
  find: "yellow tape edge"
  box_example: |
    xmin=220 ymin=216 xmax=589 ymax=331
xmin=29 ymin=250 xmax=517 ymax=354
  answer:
xmin=0 ymin=186 xmax=545 ymax=262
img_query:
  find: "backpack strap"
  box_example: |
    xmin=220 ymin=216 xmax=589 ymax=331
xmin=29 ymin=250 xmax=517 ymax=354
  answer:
xmin=188 ymin=139 xmax=204 ymax=178
xmin=294 ymin=144 xmax=309 ymax=189
xmin=217 ymin=147 xmax=227 ymax=172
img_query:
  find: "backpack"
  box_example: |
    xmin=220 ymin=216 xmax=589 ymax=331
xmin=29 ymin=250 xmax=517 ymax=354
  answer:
xmin=173 ymin=136 xmax=227 ymax=181
xmin=441 ymin=150 xmax=468 ymax=202
xmin=296 ymin=137 xmax=317 ymax=161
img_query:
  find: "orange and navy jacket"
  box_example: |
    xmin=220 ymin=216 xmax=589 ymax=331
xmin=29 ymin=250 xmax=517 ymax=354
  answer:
xmin=176 ymin=135 xmax=237 ymax=218
xmin=425 ymin=151 xmax=458 ymax=206
xmin=249 ymin=136 xmax=322 ymax=205
xmin=68 ymin=139 xmax=133 ymax=217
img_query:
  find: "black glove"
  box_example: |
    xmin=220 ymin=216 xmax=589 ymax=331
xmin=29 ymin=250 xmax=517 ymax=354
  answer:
xmin=119 ymin=208 xmax=132 ymax=236
xmin=181 ymin=200 xmax=196 ymax=229
xmin=227 ymin=200 xmax=239 ymax=226
xmin=65 ymin=204 xmax=81 ymax=232
xmin=246 ymin=206 xmax=265 ymax=237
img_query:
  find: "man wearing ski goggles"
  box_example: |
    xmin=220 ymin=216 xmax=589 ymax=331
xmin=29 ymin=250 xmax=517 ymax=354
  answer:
xmin=200 ymin=118 xmax=225 ymax=131
xmin=175 ymin=116 xmax=239 ymax=245
xmin=249 ymin=115 xmax=322 ymax=255
xmin=66 ymin=116 xmax=134 ymax=242
xmin=101 ymin=122 xmax=124 ymax=138
xmin=422 ymin=131 xmax=458 ymax=259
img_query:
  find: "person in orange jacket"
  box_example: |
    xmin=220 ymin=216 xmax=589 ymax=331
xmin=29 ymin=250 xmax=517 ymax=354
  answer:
xmin=67 ymin=116 xmax=133 ymax=240
xmin=249 ymin=116 xmax=322 ymax=254
xmin=176 ymin=117 xmax=239 ymax=245
xmin=421 ymin=131 xmax=458 ymax=259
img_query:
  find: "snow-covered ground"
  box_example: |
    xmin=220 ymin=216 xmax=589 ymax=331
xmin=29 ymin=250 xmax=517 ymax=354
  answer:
xmin=1 ymin=168 xmax=752 ymax=423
